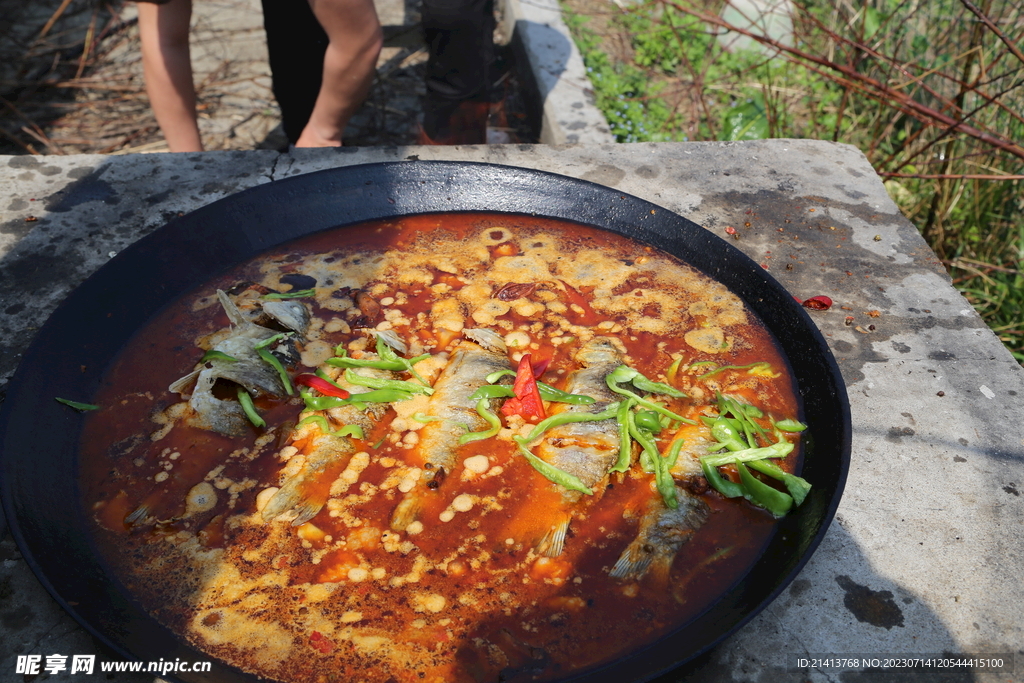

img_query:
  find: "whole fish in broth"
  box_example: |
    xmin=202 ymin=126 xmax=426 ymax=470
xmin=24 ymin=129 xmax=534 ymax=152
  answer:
xmin=610 ymin=485 xmax=709 ymax=582
xmin=390 ymin=329 xmax=511 ymax=532
xmin=531 ymin=336 xmax=625 ymax=556
xmin=261 ymin=362 xmax=397 ymax=525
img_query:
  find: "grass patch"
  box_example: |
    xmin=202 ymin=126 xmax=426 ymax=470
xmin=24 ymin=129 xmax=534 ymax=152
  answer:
xmin=563 ymin=0 xmax=1024 ymax=362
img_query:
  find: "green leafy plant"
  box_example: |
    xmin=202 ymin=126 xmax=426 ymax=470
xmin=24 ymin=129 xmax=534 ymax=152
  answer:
xmin=563 ymin=0 xmax=1024 ymax=362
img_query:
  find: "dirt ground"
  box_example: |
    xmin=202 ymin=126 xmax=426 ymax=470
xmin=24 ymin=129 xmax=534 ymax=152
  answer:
xmin=0 ymin=0 xmax=535 ymax=155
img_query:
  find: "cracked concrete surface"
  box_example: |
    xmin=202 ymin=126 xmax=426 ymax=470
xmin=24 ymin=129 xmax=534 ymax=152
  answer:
xmin=1 ymin=140 xmax=1022 ymax=682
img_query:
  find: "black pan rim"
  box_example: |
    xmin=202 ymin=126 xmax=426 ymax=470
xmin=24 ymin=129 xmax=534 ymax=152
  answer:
xmin=0 ymin=159 xmax=851 ymax=683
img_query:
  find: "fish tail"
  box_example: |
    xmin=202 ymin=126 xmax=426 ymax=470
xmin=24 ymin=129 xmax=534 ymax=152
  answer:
xmin=262 ymin=431 xmax=357 ymax=523
xmin=609 ymin=539 xmax=655 ymax=580
xmin=390 ymin=492 xmax=424 ymax=532
xmin=262 ymin=458 xmax=350 ymax=524
xmin=535 ymin=515 xmax=571 ymax=557
xmin=262 ymin=469 xmax=339 ymax=524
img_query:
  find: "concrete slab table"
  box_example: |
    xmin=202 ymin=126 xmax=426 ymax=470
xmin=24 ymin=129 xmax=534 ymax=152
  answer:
xmin=1 ymin=140 xmax=1021 ymax=682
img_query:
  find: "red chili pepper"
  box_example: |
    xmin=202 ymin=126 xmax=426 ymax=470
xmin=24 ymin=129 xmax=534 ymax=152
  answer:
xmin=309 ymin=631 xmax=334 ymax=654
xmin=801 ymin=295 xmax=833 ymax=310
xmin=558 ymin=280 xmax=600 ymax=325
xmin=501 ymin=354 xmax=546 ymax=421
xmin=295 ymin=374 xmax=350 ymax=399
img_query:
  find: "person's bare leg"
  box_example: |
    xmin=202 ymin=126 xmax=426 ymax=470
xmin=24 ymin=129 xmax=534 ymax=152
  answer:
xmin=138 ymin=0 xmax=203 ymax=152
xmin=295 ymin=0 xmax=383 ymax=147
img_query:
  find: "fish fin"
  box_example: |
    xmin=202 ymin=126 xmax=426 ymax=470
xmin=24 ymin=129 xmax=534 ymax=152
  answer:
xmin=217 ymin=289 xmax=248 ymax=327
xmin=260 ymin=468 xmax=321 ymax=520
xmin=261 ymin=480 xmax=303 ymax=522
xmin=290 ymin=496 xmax=328 ymax=526
xmin=609 ymin=540 xmax=654 ymax=581
xmin=124 ymin=504 xmax=149 ymax=526
xmin=390 ymin=493 xmax=424 ymax=532
xmin=463 ymin=328 xmax=507 ymax=353
xmin=535 ymin=516 xmax=571 ymax=557
xmin=168 ymin=368 xmax=202 ymax=396
xmin=261 ymin=473 xmax=334 ymax=524
xmin=262 ymin=438 xmax=354 ymax=523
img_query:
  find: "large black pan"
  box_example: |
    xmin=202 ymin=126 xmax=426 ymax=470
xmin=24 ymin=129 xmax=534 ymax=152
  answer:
xmin=0 ymin=161 xmax=850 ymax=683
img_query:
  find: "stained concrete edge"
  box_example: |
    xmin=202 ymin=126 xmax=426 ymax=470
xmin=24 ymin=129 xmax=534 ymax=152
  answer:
xmin=502 ymin=0 xmax=616 ymax=144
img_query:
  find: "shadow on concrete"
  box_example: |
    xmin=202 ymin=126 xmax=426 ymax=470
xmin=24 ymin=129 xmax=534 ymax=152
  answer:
xmin=504 ymin=17 xmax=572 ymax=141
xmin=652 ymin=523 xmax=985 ymax=683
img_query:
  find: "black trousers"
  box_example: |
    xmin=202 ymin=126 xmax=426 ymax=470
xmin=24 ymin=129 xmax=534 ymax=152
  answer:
xmin=260 ymin=0 xmax=493 ymax=143
xmin=260 ymin=0 xmax=328 ymax=144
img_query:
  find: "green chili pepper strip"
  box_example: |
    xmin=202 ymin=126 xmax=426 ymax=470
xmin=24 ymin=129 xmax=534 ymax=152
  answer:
xmin=327 ymin=339 xmax=431 ymax=384
xmin=471 ymin=381 xmax=595 ymax=405
xmin=55 ymin=397 xmax=100 ymax=411
xmin=774 ymin=418 xmax=807 ymax=432
xmin=460 ymin=399 xmax=502 ymax=445
xmin=666 ymin=356 xmax=684 ymax=384
xmin=605 ymin=366 xmax=694 ymax=424
xmin=262 ymin=288 xmax=316 ymax=299
xmin=412 ymin=413 xmax=443 ymax=423
xmin=654 ymin=439 xmax=683 ymax=509
xmin=700 ymin=441 xmax=794 ymax=468
xmin=485 ymin=369 xmax=515 ymax=383
xmin=520 ymin=403 xmax=621 ymax=444
xmin=326 ymin=355 xmax=413 ymax=371
xmin=313 ymin=367 xmax=348 ymax=390
xmin=236 ymin=388 xmax=265 ymax=428
xmin=746 ymin=459 xmax=811 ymax=505
xmin=537 ymin=383 xmax=596 ymax=405
xmin=736 ymin=462 xmax=793 ymax=517
xmin=343 ymin=369 xmax=433 ymax=396
xmin=297 ymin=414 xmax=331 ymax=433
xmin=201 ymin=350 xmax=237 ymax=363
xmin=296 ymin=415 xmax=365 ymax=440
xmin=630 ymin=424 xmax=661 ymax=475
xmin=469 ymin=384 xmax=514 ymax=400
xmin=334 ymin=425 xmax=365 ymax=438
xmin=609 ymin=398 xmax=634 ymax=473
xmin=300 ymin=387 xmax=414 ymax=411
xmin=634 ymin=410 xmax=662 ymax=433
xmin=710 ymin=417 xmax=749 ymax=452
xmin=254 ymin=333 xmax=294 ymax=395
xmin=513 ymin=438 xmax=593 ymax=495
xmin=632 ymin=374 xmax=686 ymax=398
xmin=374 ymin=337 xmax=432 ymax=386
xmin=606 ymin=365 xmax=687 ymax=398
xmin=701 ymin=458 xmax=744 ymax=498
xmin=697 ymin=361 xmax=773 ymax=381
xmin=716 ymin=394 xmax=769 ymax=447
xmin=742 ymin=404 xmax=764 ymax=419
